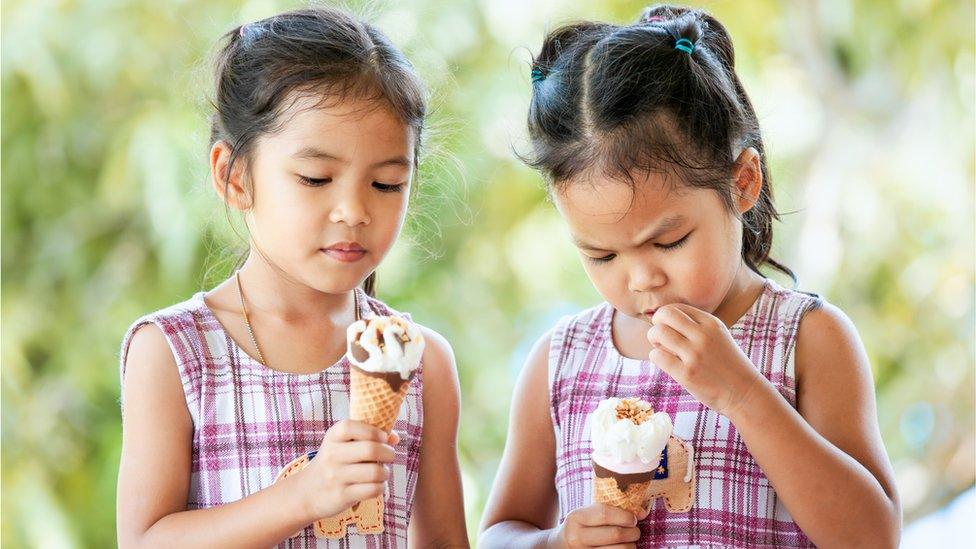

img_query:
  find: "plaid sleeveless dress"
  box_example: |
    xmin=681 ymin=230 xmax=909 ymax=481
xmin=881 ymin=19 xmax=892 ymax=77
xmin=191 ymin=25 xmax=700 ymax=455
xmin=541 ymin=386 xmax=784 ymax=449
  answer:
xmin=119 ymin=288 xmax=423 ymax=548
xmin=548 ymin=278 xmax=822 ymax=547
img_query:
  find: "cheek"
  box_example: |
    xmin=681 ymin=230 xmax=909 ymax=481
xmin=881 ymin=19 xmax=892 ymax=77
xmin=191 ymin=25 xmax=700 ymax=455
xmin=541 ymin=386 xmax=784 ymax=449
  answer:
xmin=582 ymin=261 xmax=627 ymax=299
xmin=679 ymin=229 xmax=740 ymax=305
xmin=259 ymin=187 xmax=319 ymax=234
xmin=371 ymin=195 xmax=409 ymax=242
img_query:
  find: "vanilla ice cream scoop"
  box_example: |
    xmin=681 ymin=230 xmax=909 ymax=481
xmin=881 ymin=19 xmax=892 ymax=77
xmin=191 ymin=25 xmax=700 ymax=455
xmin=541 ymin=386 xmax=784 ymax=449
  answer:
xmin=590 ymin=397 xmax=673 ymax=473
xmin=346 ymin=315 xmax=425 ymax=380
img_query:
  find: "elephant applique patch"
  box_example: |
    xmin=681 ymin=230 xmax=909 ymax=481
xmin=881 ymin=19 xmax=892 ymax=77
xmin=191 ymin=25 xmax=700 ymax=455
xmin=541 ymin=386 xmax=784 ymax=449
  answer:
xmin=644 ymin=435 xmax=695 ymax=512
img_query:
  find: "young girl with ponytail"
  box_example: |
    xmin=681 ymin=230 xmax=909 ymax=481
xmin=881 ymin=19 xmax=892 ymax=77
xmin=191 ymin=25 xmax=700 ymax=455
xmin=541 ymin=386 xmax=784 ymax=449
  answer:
xmin=480 ymin=5 xmax=900 ymax=547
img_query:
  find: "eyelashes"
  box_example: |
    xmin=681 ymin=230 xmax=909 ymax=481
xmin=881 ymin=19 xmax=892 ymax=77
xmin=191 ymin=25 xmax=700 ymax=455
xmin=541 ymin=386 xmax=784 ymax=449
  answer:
xmin=587 ymin=253 xmax=616 ymax=264
xmin=297 ymin=176 xmax=405 ymax=193
xmin=372 ymin=182 xmax=405 ymax=193
xmin=298 ymin=176 xmax=331 ymax=186
xmin=657 ymin=232 xmax=691 ymax=251
xmin=584 ymin=232 xmax=692 ymax=265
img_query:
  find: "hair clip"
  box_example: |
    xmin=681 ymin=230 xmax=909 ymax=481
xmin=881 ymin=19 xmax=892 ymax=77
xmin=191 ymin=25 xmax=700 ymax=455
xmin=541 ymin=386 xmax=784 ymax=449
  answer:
xmin=645 ymin=16 xmax=667 ymax=23
xmin=674 ymin=38 xmax=696 ymax=54
xmin=239 ymin=24 xmax=249 ymax=38
xmin=531 ymin=67 xmax=546 ymax=83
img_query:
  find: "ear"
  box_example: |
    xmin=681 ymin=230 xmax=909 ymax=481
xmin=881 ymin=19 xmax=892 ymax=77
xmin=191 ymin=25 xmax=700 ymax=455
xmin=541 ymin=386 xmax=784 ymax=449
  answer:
xmin=209 ymin=140 xmax=252 ymax=211
xmin=731 ymin=147 xmax=763 ymax=214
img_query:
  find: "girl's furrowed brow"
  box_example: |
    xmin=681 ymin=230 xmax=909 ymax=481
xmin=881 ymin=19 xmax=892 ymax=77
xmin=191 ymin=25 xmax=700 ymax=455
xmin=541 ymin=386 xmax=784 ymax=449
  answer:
xmin=571 ymin=235 xmax=610 ymax=252
xmin=572 ymin=214 xmax=686 ymax=252
xmin=632 ymin=214 xmax=686 ymax=247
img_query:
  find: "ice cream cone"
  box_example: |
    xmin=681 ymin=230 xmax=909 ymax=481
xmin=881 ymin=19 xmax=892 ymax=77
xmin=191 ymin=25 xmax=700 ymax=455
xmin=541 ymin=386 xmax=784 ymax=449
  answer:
xmin=340 ymin=366 xmax=413 ymax=535
xmin=593 ymin=472 xmax=654 ymax=516
xmin=273 ymin=315 xmax=424 ymax=539
xmin=589 ymin=397 xmax=673 ymax=516
xmin=322 ymin=315 xmax=423 ymax=537
xmin=349 ymin=365 xmax=412 ymax=432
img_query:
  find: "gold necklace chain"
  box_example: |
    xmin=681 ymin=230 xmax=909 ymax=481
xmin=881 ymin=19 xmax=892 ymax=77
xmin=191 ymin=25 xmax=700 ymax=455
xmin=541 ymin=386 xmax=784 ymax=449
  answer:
xmin=235 ymin=270 xmax=361 ymax=368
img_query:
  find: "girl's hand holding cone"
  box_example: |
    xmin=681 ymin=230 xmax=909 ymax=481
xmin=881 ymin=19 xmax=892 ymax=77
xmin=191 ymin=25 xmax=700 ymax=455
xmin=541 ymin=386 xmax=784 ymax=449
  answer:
xmin=551 ymin=503 xmax=646 ymax=548
xmin=292 ymin=420 xmax=399 ymax=523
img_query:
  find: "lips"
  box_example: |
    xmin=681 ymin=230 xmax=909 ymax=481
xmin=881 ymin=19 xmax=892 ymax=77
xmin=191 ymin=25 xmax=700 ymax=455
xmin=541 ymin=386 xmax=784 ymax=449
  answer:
xmin=322 ymin=241 xmax=366 ymax=263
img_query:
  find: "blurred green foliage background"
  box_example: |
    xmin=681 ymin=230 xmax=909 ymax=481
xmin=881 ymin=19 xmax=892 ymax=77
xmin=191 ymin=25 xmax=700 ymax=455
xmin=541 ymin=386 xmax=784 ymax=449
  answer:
xmin=2 ymin=0 xmax=973 ymax=546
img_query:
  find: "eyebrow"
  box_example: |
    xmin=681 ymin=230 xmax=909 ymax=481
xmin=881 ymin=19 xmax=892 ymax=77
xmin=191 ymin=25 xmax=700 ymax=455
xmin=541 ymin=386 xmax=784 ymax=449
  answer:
xmin=292 ymin=146 xmax=412 ymax=169
xmin=573 ymin=214 xmax=687 ymax=251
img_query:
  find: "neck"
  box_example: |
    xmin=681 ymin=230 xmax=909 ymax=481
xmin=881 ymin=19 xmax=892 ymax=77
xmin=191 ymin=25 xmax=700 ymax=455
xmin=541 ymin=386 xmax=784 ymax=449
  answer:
xmin=236 ymin=251 xmax=357 ymax=323
xmin=711 ymin=261 xmax=767 ymax=327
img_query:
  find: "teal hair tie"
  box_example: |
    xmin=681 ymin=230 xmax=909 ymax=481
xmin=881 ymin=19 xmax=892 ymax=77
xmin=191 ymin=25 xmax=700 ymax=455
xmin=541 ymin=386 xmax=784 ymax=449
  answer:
xmin=531 ymin=67 xmax=545 ymax=83
xmin=674 ymin=38 xmax=696 ymax=54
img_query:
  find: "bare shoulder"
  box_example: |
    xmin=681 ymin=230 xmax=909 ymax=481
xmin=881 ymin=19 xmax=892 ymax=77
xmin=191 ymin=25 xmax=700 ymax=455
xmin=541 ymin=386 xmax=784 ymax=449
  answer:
xmin=123 ymin=322 xmax=185 ymax=400
xmin=795 ymin=301 xmax=869 ymax=386
xmin=797 ymin=300 xmax=860 ymax=343
xmin=506 ymin=327 xmax=556 ymax=431
xmin=526 ymin=328 xmax=555 ymax=372
xmin=513 ymin=327 xmax=556 ymax=431
xmin=414 ymin=324 xmax=461 ymax=414
xmin=417 ymin=325 xmax=457 ymax=378
xmin=121 ymin=321 xmax=192 ymax=440
xmin=793 ymin=302 xmax=875 ymax=435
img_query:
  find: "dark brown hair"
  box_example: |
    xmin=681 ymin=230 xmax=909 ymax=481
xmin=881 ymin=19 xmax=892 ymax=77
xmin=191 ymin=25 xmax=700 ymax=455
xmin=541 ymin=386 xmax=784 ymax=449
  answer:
xmin=524 ymin=4 xmax=795 ymax=281
xmin=209 ymin=7 xmax=428 ymax=296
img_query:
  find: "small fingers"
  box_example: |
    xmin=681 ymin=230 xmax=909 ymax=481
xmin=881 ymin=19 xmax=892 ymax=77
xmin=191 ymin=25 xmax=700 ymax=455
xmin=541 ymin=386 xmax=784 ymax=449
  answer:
xmin=343 ymin=481 xmax=385 ymax=503
xmin=649 ymin=346 xmax=681 ymax=374
xmin=335 ymin=440 xmax=396 ymax=464
xmin=578 ymin=525 xmax=640 ymax=546
xmin=651 ymin=305 xmax=700 ymax=338
xmin=342 ymin=462 xmax=391 ymax=485
xmin=578 ymin=504 xmax=638 ymax=528
xmin=646 ymin=323 xmax=688 ymax=358
xmin=324 ymin=420 xmax=388 ymax=443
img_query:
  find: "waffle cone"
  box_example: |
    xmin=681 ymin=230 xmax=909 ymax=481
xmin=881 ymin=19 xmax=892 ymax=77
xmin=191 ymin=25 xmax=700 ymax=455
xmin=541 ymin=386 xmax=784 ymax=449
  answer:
xmin=349 ymin=366 xmax=411 ymax=432
xmin=593 ymin=474 xmax=653 ymax=517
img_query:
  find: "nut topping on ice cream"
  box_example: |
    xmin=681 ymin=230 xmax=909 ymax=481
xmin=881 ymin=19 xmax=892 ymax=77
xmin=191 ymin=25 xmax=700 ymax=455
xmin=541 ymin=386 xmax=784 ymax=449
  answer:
xmin=346 ymin=315 xmax=424 ymax=382
xmin=590 ymin=397 xmax=673 ymax=473
xmin=613 ymin=398 xmax=654 ymax=424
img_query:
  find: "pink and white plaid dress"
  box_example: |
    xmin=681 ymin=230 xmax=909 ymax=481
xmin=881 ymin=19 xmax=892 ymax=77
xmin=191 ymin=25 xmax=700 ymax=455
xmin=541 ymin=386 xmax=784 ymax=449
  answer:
xmin=119 ymin=288 xmax=423 ymax=548
xmin=548 ymin=278 xmax=822 ymax=547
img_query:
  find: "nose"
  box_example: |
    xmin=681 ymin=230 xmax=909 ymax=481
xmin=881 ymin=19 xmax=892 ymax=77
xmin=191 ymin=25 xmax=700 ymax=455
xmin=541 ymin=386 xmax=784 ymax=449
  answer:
xmin=628 ymin=260 xmax=666 ymax=293
xmin=328 ymin=185 xmax=370 ymax=227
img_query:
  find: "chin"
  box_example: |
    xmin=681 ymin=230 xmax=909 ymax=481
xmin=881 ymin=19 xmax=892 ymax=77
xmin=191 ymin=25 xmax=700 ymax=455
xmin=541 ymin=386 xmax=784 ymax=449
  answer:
xmin=302 ymin=267 xmax=370 ymax=294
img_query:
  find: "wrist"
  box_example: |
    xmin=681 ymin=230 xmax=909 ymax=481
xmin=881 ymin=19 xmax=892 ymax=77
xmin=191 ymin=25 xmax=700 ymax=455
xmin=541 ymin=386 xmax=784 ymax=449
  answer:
xmin=281 ymin=467 xmax=318 ymax=524
xmin=724 ymin=371 xmax=777 ymax=425
xmin=545 ymin=524 xmax=565 ymax=548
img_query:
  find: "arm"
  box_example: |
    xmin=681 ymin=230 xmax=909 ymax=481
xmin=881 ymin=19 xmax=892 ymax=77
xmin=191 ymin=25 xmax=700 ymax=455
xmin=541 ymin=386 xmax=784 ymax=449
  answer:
xmin=117 ymin=325 xmax=395 ymax=548
xmin=478 ymin=331 xmax=641 ymax=548
xmin=728 ymin=304 xmax=901 ymax=547
xmin=407 ymin=327 xmax=469 ymax=547
xmin=649 ymin=302 xmax=901 ymax=548
xmin=478 ymin=330 xmax=561 ymax=548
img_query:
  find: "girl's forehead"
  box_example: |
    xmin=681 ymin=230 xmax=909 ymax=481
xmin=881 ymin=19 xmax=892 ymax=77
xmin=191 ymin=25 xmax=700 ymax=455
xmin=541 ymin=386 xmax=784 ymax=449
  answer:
xmin=267 ymin=93 xmax=413 ymax=157
xmin=555 ymin=172 xmax=696 ymax=224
